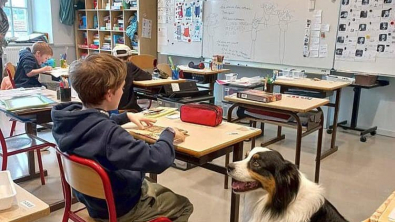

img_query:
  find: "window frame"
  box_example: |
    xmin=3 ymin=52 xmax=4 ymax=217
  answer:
xmin=4 ymin=0 xmax=33 ymax=38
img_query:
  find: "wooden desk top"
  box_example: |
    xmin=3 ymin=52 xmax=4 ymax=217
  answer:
xmin=133 ymin=78 xmax=186 ymax=87
xmin=0 ymin=184 xmax=50 ymax=222
xmin=178 ymin=65 xmax=230 ymax=75
xmin=273 ymin=78 xmax=350 ymax=91
xmin=122 ymin=115 xmax=261 ymax=157
xmin=224 ymin=94 xmax=329 ymax=113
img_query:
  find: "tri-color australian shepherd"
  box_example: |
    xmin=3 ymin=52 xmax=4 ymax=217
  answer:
xmin=227 ymin=147 xmax=348 ymax=222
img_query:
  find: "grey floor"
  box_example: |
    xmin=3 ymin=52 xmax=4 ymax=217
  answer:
xmin=1 ymin=112 xmax=394 ymax=222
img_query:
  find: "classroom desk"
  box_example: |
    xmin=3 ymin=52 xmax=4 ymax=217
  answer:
xmin=0 ymin=184 xmax=50 ymax=222
xmin=0 ymin=88 xmax=79 ymax=212
xmin=268 ymin=78 xmax=350 ymax=159
xmin=178 ymin=65 xmax=230 ymax=98
xmin=133 ymin=78 xmax=186 ymax=87
xmin=133 ymin=78 xmax=188 ymax=106
xmin=224 ymin=94 xmax=329 ymax=183
xmin=123 ymin=116 xmax=261 ymax=222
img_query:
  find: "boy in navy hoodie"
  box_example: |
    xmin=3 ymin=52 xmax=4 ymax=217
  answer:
xmin=14 ymin=41 xmax=53 ymax=88
xmin=51 ymin=54 xmax=193 ymax=221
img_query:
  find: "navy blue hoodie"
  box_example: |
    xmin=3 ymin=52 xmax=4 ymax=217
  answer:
xmin=14 ymin=48 xmax=42 ymax=88
xmin=51 ymin=102 xmax=175 ymax=219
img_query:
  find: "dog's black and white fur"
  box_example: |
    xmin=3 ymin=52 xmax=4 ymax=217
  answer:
xmin=227 ymin=147 xmax=348 ymax=222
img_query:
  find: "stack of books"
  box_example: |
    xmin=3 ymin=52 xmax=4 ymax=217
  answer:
xmin=237 ymin=90 xmax=282 ymax=103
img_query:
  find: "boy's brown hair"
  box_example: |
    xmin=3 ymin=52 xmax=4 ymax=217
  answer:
xmin=69 ymin=54 xmax=126 ymax=106
xmin=32 ymin=41 xmax=53 ymax=56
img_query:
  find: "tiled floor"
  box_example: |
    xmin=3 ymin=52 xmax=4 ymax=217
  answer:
xmin=1 ymin=112 xmax=394 ymax=222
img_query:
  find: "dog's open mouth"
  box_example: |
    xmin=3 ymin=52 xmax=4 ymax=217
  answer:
xmin=232 ymin=180 xmax=261 ymax=192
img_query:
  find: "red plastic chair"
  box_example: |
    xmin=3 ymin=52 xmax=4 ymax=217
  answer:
xmin=56 ymin=148 xmax=171 ymax=222
xmin=0 ymin=126 xmax=55 ymax=185
xmin=4 ymin=63 xmax=17 ymax=137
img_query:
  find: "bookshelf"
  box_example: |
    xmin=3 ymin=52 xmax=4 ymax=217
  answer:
xmin=75 ymin=0 xmax=157 ymax=59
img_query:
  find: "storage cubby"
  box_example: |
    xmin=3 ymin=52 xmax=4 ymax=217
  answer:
xmin=75 ymin=0 xmax=157 ymax=59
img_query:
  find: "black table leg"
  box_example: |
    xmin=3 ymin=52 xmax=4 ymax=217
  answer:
xmin=321 ymin=89 xmax=341 ymax=159
xmin=230 ymin=141 xmax=243 ymax=222
xmin=335 ymin=86 xmax=378 ymax=142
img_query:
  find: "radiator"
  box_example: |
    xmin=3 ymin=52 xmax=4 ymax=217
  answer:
xmin=3 ymin=46 xmax=25 ymax=65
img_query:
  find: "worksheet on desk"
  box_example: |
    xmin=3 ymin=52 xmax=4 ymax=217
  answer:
xmin=49 ymin=68 xmax=69 ymax=78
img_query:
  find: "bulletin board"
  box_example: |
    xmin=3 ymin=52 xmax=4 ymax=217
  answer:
xmin=202 ymin=0 xmax=341 ymax=70
xmin=157 ymin=0 xmax=204 ymax=58
xmin=333 ymin=0 xmax=395 ymax=76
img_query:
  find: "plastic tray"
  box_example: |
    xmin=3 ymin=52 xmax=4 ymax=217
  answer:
xmin=0 ymin=171 xmax=16 ymax=210
xmin=1 ymin=95 xmax=55 ymax=111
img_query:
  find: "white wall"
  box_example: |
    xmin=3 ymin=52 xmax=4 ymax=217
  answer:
xmin=158 ymin=54 xmax=395 ymax=138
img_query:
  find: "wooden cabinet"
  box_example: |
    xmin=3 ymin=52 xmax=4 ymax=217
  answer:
xmin=75 ymin=0 xmax=157 ymax=59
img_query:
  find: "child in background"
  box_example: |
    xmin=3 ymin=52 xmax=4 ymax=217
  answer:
xmin=14 ymin=41 xmax=53 ymax=88
xmin=112 ymin=44 xmax=152 ymax=112
xmin=51 ymin=54 xmax=193 ymax=221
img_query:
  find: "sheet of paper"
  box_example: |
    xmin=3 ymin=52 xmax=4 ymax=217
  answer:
xmin=171 ymin=83 xmax=180 ymax=92
xmin=319 ymin=50 xmax=327 ymax=58
xmin=142 ymin=18 xmax=152 ymax=39
xmin=310 ymin=50 xmax=319 ymax=57
xmin=313 ymin=16 xmax=322 ymax=24
xmin=311 ymin=37 xmax=320 ymax=44
xmin=310 ymin=44 xmax=319 ymax=51
xmin=321 ymin=24 xmax=330 ymax=32
xmin=158 ymin=26 xmax=168 ymax=45
xmin=312 ymin=23 xmax=321 ymax=31
xmin=158 ymin=8 xmax=168 ymax=24
xmin=311 ymin=31 xmax=320 ymax=38
xmin=320 ymin=44 xmax=328 ymax=52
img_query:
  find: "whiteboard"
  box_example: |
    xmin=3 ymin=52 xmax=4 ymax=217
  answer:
xmin=333 ymin=0 xmax=395 ymax=76
xmin=202 ymin=0 xmax=341 ymax=70
xmin=157 ymin=0 xmax=203 ymax=58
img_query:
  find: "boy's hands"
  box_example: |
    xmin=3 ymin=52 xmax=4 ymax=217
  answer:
xmin=127 ymin=113 xmax=156 ymax=129
xmin=42 ymin=66 xmax=53 ymax=72
xmin=172 ymin=128 xmax=186 ymax=142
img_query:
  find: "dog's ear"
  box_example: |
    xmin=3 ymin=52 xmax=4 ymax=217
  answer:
xmin=267 ymin=159 xmax=300 ymax=216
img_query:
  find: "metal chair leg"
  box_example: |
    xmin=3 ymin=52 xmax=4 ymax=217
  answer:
xmin=36 ymin=149 xmax=46 ymax=185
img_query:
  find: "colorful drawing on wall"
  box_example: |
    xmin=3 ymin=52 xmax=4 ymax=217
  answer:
xmin=175 ymin=0 xmax=184 ymax=22
xmin=174 ymin=22 xmax=182 ymax=41
xmin=182 ymin=22 xmax=192 ymax=42
xmin=191 ymin=21 xmax=202 ymax=41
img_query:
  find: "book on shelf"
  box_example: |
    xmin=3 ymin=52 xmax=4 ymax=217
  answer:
xmin=236 ymin=90 xmax=282 ymax=103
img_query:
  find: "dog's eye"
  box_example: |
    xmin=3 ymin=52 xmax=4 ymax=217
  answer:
xmin=252 ymin=160 xmax=260 ymax=167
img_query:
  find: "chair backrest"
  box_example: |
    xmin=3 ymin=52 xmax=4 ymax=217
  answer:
xmin=5 ymin=63 xmax=16 ymax=88
xmin=156 ymin=63 xmax=172 ymax=77
xmin=128 ymin=54 xmax=157 ymax=70
xmin=56 ymin=149 xmax=117 ymax=221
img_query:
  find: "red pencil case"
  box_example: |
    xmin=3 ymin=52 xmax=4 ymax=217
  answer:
xmin=180 ymin=104 xmax=223 ymax=127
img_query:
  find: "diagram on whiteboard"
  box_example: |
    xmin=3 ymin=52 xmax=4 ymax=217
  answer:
xmin=203 ymin=0 xmax=297 ymax=64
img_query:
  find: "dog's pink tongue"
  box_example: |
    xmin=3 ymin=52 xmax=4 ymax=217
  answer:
xmin=232 ymin=181 xmax=245 ymax=190
xmin=232 ymin=181 xmax=259 ymax=191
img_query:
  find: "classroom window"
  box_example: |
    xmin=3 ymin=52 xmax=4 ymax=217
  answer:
xmin=4 ymin=0 xmax=31 ymax=38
